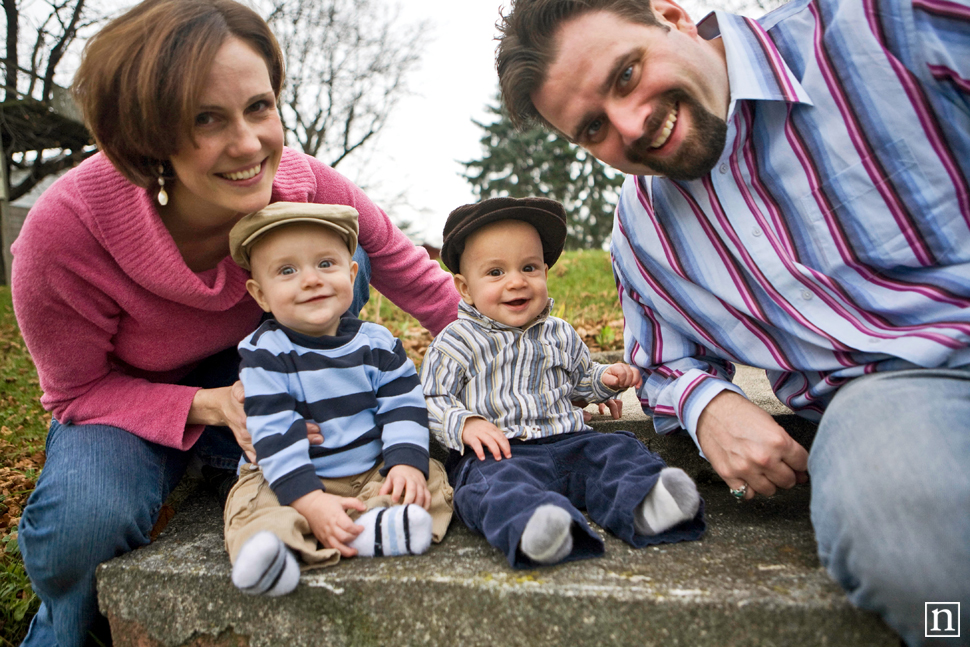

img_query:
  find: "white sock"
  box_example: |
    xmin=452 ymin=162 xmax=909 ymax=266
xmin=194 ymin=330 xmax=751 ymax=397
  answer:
xmin=231 ymin=530 xmax=300 ymax=597
xmin=634 ymin=467 xmax=701 ymax=536
xmin=519 ymin=504 xmax=574 ymax=564
xmin=349 ymin=505 xmax=433 ymax=557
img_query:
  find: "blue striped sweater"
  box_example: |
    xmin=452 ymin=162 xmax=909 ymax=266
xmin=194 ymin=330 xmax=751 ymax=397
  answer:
xmin=238 ymin=316 xmax=430 ymax=505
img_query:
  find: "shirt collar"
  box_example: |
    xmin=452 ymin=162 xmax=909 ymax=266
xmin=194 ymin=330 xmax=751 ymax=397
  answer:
xmin=698 ymin=9 xmax=813 ymax=118
xmin=457 ymin=298 xmax=554 ymax=332
xmin=264 ymin=313 xmax=362 ymax=349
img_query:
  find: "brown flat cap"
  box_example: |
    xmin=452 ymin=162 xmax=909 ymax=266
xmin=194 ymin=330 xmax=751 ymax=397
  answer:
xmin=229 ymin=202 xmax=359 ymax=271
xmin=440 ymin=196 xmax=567 ymax=274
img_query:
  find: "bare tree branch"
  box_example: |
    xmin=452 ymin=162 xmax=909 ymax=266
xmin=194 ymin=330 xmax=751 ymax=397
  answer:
xmin=41 ymin=0 xmax=86 ymax=100
xmin=260 ymin=0 xmax=427 ymax=170
xmin=3 ymin=0 xmax=19 ymax=98
xmin=2 ymin=0 xmax=101 ymax=198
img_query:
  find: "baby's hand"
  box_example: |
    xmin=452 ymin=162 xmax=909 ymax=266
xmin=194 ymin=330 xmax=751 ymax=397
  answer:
xmin=380 ymin=464 xmax=431 ymax=510
xmin=461 ymin=417 xmax=512 ymax=462
xmin=602 ymin=363 xmax=643 ymax=391
xmin=290 ymin=490 xmax=367 ymax=557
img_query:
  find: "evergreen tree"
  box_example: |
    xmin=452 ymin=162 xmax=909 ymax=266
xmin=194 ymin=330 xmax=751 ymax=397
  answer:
xmin=461 ymin=98 xmax=623 ymax=250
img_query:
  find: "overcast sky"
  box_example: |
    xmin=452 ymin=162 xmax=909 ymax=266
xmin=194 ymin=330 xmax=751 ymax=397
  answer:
xmin=338 ymin=0 xmax=731 ymax=246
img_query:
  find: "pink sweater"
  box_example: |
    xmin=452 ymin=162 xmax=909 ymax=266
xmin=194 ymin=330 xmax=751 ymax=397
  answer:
xmin=11 ymin=148 xmax=459 ymax=449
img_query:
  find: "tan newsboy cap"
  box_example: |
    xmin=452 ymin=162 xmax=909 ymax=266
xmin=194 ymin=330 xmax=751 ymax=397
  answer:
xmin=229 ymin=202 xmax=359 ymax=271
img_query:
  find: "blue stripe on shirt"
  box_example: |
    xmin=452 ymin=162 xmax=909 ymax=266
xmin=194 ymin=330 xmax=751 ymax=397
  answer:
xmin=612 ymin=0 xmax=970 ymax=454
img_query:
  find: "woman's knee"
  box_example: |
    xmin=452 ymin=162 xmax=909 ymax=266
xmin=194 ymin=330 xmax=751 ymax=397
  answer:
xmin=20 ymin=474 xmax=158 ymax=584
xmin=20 ymin=421 xmax=183 ymax=583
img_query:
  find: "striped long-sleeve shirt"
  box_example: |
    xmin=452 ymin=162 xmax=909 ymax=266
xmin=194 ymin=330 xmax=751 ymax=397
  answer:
xmin=421 ymin=300 xmax=622 ymax=452
xmin=612 ymin=0 xmax=970 ymax=454
xmin=238 ymin=317 xmax=430 ymax=505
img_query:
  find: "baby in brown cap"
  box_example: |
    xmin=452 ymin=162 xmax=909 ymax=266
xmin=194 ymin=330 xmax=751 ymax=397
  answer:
xmin=421 ymin=196 xmax=704 ymax=568
xmin=223 ymin=202 xmax=453 ymax=597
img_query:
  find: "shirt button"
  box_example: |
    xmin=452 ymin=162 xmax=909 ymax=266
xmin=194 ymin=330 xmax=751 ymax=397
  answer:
xmin=801 ymin=289 xmax=813 ymax=300
xmin=752 ymin=227 xmax=762 ymax=237
xmin=719 ymin=163 xmax=729 ymax=174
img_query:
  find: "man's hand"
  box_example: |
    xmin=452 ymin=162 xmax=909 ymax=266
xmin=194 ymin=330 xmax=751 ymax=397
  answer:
xmin=461 ymin=417 xmax=512 ymax=461
xmin=379 ymin=464 xmax=431 ymax=510
xmin=696 ymin=391 xmax=809 ymax=499
xmin=290 ymin=490 xmax=367 ymax=557
xmin=602 ymin=363 xmax=643 ymax=391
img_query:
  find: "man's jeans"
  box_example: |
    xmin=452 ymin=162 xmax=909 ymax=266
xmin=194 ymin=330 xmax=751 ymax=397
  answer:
xmin=810 ymin=367 xmax=970 ymax=647
xmin=19 ymin=247 xmax=370 ymax=646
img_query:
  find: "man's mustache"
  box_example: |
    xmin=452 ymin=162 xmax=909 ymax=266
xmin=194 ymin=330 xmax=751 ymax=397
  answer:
xmin=626 ymin=91 xmax=686 ymax=165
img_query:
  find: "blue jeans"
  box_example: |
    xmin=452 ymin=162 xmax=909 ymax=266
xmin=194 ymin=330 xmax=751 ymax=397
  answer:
xmin=809 ymin=368 xmax=970 ymax=647
xmin=19 ymin=247 xmax=371 ymax=646
xmin=449 ymin=430 xmax=705 ymax=568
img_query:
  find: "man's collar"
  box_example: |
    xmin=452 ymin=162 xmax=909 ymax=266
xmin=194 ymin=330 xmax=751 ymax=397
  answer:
xmin=698 ymin=8 xmax=813 ymax=118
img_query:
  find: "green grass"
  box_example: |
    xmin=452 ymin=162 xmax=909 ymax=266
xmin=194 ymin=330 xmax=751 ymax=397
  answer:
xmin=0 ymin=248 xmax=622 ymax=642
xmin=0 ymin=286 xmax=46 ymax=644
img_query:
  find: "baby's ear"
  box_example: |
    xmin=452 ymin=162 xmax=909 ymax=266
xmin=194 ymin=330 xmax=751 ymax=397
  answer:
xmin=453 ymin=273 xmax=474 ymax=305
xmin=246 ymin=278 xmax=272 ymax=313
xmin=348 ymin=260 xmax=359 ymax=284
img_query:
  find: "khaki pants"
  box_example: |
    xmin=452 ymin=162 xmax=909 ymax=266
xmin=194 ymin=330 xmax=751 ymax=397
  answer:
xmin=224 ymin=460 xmax=454 ymax=569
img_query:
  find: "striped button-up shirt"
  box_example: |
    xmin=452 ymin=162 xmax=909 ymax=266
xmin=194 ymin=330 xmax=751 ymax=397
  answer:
xmin=421 ymin=300 xmax=621 ymax=452
xmin=612 ymin=0 xmax=970 ymax=452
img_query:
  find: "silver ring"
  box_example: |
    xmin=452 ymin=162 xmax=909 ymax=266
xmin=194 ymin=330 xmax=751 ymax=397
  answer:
xmin=729 ymin=483 xmax=749 ymax=499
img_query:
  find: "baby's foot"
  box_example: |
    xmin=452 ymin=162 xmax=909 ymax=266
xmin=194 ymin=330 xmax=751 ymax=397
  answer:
xmin=634 ymin=467 xmax=701 ymax=536
xmin=350 ymin=504 xmax=433 ymax=557
xmin=519 ymin=504 xmax=574 ymax=564
xmin=231 ymin=530 xmax=300 ymax=597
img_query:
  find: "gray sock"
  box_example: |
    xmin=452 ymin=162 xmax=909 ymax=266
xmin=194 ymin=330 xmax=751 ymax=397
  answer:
xmin=634 ymin=468 xmax=700 ymax=536
xmin=231 ymin=530 xmax=300 ymax=597
xmin=520 ymin=504 xmax=574 ymax=564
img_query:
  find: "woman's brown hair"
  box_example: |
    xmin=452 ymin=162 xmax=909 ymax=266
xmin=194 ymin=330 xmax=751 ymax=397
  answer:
xmin=72 ymin=0 xmax=285 ymax=187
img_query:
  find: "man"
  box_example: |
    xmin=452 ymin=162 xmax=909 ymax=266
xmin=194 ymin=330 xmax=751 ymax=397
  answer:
xmin=495 ymin=0 xmax=970 ymax=644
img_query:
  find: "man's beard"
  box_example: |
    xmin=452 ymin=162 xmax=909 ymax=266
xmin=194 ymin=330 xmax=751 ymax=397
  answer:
xmin=625 ymin=89 xmax=728 ymax=181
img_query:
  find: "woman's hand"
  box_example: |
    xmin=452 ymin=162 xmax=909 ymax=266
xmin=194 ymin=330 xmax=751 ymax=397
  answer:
xmin=189 ymin=381 xmax=325 ymax=463
xmin=189 ymin=382 xmax=253 ymax=460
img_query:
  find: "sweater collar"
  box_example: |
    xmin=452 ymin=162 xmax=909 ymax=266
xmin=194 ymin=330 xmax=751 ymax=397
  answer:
xmin=72 ymin=148 xmax=317 ymax=311
xmin=260 ymin=313 xmax=364 ymax=349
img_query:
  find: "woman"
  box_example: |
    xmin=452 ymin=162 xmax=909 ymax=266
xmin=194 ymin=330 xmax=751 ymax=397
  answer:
xmin=10 ymin=0 xmax=459 ymax=644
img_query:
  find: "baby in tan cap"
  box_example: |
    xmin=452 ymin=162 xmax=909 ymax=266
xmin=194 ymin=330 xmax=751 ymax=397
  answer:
xmin=224 ymin=202 xmax=453 ymax=597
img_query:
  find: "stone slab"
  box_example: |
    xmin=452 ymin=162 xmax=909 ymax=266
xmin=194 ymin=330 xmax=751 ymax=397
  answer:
xmin=97 ymin=358 xmax=898 ymax=646
xmin=98 ymin=477 xmax=896 ymax=647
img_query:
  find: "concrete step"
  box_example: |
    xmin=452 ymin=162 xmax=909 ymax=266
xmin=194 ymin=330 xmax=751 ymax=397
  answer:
xmin=96 ymin=364 xmax=901 ymax=646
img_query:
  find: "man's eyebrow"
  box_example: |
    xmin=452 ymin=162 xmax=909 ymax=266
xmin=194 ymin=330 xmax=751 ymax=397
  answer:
xmin=569 ymin=52 xmax=638 ymax=142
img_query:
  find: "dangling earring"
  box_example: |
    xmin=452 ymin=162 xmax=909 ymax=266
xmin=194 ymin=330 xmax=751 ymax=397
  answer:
xmin=156 ymin=165 xmax=169 ymax=206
